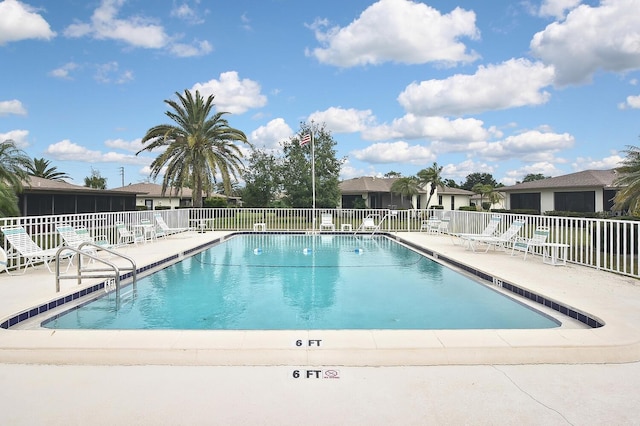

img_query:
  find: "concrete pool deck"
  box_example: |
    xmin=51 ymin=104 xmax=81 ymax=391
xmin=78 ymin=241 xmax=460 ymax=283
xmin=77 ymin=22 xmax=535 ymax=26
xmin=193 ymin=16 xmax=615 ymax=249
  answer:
xmin=1 ymin=230 xmax=639 ymax=424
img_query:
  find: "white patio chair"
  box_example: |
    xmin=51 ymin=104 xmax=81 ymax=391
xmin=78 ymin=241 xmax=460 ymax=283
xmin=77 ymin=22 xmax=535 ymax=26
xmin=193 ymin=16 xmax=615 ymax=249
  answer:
xmin=511 ymin=226 xmax=550 ymax=259
xmin=466 ymin=219 xmax=526 ymax=252
xmin=420 ymin=217 xmax=440 ymax=233
xmin=115 ymin=221 xmax=143 ymax=246
xmin=0 ymin=246 xmax=10 ymax=275
xmin=1 ymin=225 xmax=71 ymax=274
xmin=75 ymin=226 xmax=115 ymax=250
xmin=451 ymin=215 xmax=502 ymax=245
xmin=56 ymin=224 xmax=98 ymax=264
xmin=154 ymin=213 xmax=188 ymax=236
xmin=320 ymin=213 xmax=335 ymax=231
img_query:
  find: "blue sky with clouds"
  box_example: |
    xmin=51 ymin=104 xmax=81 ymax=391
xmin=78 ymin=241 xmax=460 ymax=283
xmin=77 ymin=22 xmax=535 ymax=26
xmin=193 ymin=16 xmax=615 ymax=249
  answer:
xmin=1 ymin=0 xmax=639 ymax=189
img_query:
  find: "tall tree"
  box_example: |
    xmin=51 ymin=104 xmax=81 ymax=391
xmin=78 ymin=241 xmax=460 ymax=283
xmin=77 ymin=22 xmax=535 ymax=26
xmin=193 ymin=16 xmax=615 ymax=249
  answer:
xmin=137 ymin=90 xmax=251 ymax=208
xmin=0 ymin=139 xmax=31 ymax=217
xmin=443 ymin=178 xmax=459 ymax=188
xmin=417 ymin=162 xmax=444 ymax=208
xmin=391 ymin=177 xmax=420 ymax=209
xmin=461 ymin=172 xmax=498 ymax=191
xmin=522 ymin=173 xmax=549 ymax=183
xmin=384 ymin=171 xmax=402 ymax=178
xmin=280 ymin=122 xmax=343 ymax=208
xmin=613 ymin=145 xmax=640 ymax=214
xmin=241 ymin=149 xmax=282 ymax=207
xmin=84 ymin=168 xmax=107 ymax=189
xmin=26 ymin=157 xmax=70 ymax=181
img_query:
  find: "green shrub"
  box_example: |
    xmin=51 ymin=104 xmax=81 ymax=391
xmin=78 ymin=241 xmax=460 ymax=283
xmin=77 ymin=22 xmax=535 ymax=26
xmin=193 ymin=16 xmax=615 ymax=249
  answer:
xmin=458 ymin=206 xmax=477 ymax=211
xmin=429 ymin=205 xmax=444 ymax=210
xmin=204 ymin=197 xmax=227 ymax=208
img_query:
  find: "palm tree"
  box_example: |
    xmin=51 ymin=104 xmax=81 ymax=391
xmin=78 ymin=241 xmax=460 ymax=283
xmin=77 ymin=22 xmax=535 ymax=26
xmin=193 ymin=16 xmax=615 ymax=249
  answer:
xmin=0 ymin=139 xmax=30 ymax=217
xmin=613 ymin=145 xmax=640 ymax=214
xmin=137 ymin=90 xmax=251 ymax=208
xmin=472 ymin=183 xmax=502 ymax=211
xmin=391 ymin=177 xmax=420 ymax=209
xmin=26 ymin=157 xmax=70 ymax=181
xmin=417 ymin=162 xmax=444 ymax=208
xmin=84 ymin=168 xmax=107 ymax=189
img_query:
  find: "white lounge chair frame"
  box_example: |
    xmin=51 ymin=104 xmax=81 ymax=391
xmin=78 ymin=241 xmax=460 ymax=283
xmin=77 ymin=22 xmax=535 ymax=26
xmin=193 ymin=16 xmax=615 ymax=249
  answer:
xmin=319 ymin=213 xmax=335 ymax=231
xmin=75 ymin=226 xmax=115 ymax=250
xmin=115 ymin=221 xmax=143 ymax=246
xmin=1 ymin=225 xmax=70 ymax=274
xmin=511 ymin=226 xmax=551 ymax=259
xmin=154 ymin=213 xmax=188 ymax=236
xmin=56 ymin=224 xmax=98 ymax=264
xmin=452 ymin=215 xmax=502 ymax=245
xmin=466 ymin=219 xmax=526 ymax=252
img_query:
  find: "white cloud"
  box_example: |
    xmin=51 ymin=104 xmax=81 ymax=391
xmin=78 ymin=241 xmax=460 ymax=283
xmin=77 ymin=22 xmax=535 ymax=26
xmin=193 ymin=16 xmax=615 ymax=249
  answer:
xmin=49 ymin=62 xmax=79 ymax=79
xmin=94 ymin=61 xmax=134 ymax=84
xmin=308 ymin=107 xmax=376 ymax=133
xmin=64 ymin=0 xmax=169 ymax=48
xmin=476 ymin=130 xmax=575 ymax=162
xmin=0 ymin=0 xmax=56 ymax=45
xmin=192 ymin=71 xmax=267 ymax=114
xmin=45 ymin=139 xmax=148 ymax=165
xmin=0 ymin=99 xmax=27 ymax=116
xmin=249 ymin=118 xmax=293 ymax=149
xmin=169 ymin=40 xmax=212 ymax=57
xmin=104 ymin=138 xmax=144 ymax=153
xmin=619 ymin=94 xmax=640 ymax=109
xmin=502 ymin=162 xmax=563 ymax=186
xmin=572 ymin=154 xmax=624 ymax=170
xmin=363 ymin=114 xmax=491 ymax=143
xmin=351 ymin=141 xmax=436 ymax=165
xmin=0 ymin=129 xmax=29 ymax=148
xmin=537 ymin=0 xmax=582 ymax=19
xmin=63 ymin=0 xmax=212 ymax=57
xmin=444 ymin=159 xmax=495 ymax=181
xmin=398 ymin=59 xmax=555 ymax=116
xmin=531 ymin=0 xmax=640 ymax=85
xmin=307 ymin=0 xmax=479 ymax=67
xmin=170 ymin=2 xmax=205 ymax=25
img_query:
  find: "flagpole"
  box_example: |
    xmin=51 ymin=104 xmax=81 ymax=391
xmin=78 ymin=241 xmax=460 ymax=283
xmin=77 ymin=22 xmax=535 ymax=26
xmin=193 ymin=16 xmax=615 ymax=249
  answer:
xmin=311 ymin=132 xmax=316 ymax=230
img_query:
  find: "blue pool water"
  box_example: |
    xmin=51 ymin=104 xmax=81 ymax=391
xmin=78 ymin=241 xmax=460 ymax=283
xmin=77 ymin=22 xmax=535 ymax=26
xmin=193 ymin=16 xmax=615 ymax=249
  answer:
xmin=44 ymin=234 xmax=559 ymax=330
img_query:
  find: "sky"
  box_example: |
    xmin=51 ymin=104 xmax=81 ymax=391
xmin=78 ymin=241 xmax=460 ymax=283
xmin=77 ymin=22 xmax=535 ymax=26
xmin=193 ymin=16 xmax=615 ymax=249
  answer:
xmin=1 ymin=0 xmax=640 ymax=189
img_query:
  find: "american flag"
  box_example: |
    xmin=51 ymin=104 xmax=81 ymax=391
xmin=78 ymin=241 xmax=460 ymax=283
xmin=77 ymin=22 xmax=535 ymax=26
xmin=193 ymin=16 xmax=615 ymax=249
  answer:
xmin=300 ymin=133 xmax=311 ymax=146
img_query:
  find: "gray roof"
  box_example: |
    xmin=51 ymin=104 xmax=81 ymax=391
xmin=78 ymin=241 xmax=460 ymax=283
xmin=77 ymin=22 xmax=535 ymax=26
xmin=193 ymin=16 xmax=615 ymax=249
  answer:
xmin=23 ymin=176 xmax=138 ymax=195
xmin=111 ymin=182 xmax=230 ymax=199
xmin=501 ymin=169 xmax=619 ymax=192
xmin=339 ymin=176 xmax=472 ymax=195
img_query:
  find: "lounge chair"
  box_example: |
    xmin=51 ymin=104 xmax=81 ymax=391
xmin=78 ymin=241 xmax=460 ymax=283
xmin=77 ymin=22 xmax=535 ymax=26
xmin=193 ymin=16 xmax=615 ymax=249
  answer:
xmin=452 ymin=215 xmax=502 ymax=245
xmin=319 ymin=213 xmax=335 ymax=231
xmin=437 ymin=217 xmax=450 ymax=234
xmin=0 ymin=246 xmax=9 ymax=275
xmin=75 ymin=226 xmax=115 ymax=250
xmin=115 ymin=221 xmax=143 ymax=246
xmin=511 ymin=226 xmax=550 ymax=259
xmin=359 ymin=214 xmax=381 ymax=232
xmin=466 ymin=219 xmax=526 ymax=252
xmin=1 ymin=225 xmax=70 ymax=273
xmin=154 ymin=213 xmax=188 ymax=236
xmin=56 ymin=224 xmax=98 ymax=263
xmin=420 ymin=217 xmax=440 ymax=233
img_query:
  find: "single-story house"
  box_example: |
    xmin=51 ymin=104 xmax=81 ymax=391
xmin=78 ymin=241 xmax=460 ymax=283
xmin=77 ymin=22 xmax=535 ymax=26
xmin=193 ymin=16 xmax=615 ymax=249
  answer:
xmin=339 ymin=176 xmax=473 ymax=210
xmin=111 ymin=183 xmax=238 ymax=210
xmin=18 ymin=176 xmax=138 ymax=216
xmin=500 ymin=169 xmax=620 ymax=213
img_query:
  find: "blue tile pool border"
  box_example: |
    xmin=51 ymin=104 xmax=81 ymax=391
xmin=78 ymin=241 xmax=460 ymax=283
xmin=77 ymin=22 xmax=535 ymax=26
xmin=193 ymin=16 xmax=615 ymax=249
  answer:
xmin=1 ymin=232 xmax=604 ymax=329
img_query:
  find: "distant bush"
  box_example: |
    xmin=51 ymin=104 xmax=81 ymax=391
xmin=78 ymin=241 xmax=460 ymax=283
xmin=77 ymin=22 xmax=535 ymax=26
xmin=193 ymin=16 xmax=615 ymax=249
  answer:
xmin=135 ymin=205 xmax=148 ymax=211
xmin=429 ymin=205 xmax=444 ymax=210
xmin=204 ymin=197 xmax=227 ymax=208
xmin=458 ymin=206 xmax=477 ymax=211
xmin=154 ymin=206 xmax=171 ymax=210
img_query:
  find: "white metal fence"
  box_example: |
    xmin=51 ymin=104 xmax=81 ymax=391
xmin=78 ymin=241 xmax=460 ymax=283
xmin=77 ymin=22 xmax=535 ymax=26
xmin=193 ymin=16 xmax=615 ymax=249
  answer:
xmin=1 ymin=208 xmax=638 ymax=278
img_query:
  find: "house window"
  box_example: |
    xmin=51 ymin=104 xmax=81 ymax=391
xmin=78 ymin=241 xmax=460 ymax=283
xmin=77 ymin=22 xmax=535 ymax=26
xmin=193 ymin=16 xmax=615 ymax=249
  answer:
xmin=510 ymin=193 xmax=541 ymax=212
xmin=554 ymin=191 xmax=595 ymax=212
xmin=450 ymin=196 xmax=455 ymax=210
xmin=145 ymin=199 xmax=153 ymax=210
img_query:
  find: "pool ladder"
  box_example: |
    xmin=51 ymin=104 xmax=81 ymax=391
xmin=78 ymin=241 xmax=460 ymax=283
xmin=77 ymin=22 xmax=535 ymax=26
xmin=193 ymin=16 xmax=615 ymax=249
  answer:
xmin=54 ymin=242 xmax=137 ymax=298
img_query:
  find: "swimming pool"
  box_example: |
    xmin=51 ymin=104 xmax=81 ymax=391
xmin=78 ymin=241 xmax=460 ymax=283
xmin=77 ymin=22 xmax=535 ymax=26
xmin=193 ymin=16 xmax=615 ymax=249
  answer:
xmin=43 ymin=234 xmax=559 ymax=330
